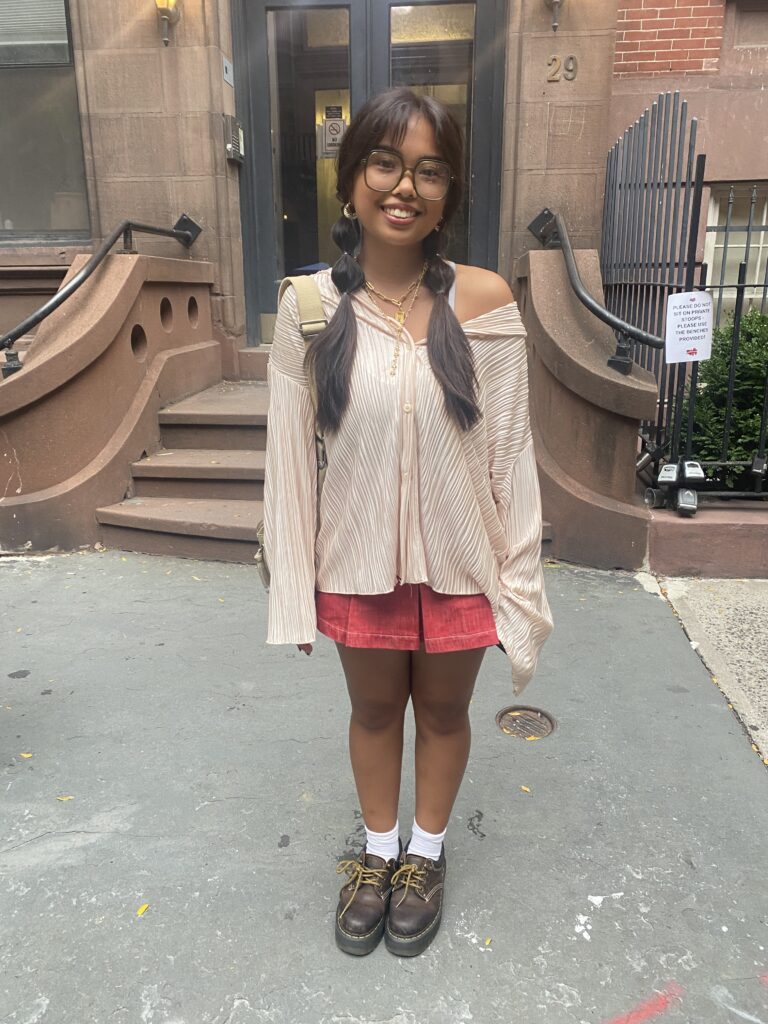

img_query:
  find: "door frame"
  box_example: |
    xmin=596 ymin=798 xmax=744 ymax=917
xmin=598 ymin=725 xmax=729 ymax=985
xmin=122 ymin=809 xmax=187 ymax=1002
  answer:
xmin=233 ymin=0 xmax=508 ymax=344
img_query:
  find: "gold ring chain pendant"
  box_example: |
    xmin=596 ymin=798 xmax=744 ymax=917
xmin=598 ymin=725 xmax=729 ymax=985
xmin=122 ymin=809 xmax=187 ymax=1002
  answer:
xmin=364 ymin=262 xmax=428 ymax=377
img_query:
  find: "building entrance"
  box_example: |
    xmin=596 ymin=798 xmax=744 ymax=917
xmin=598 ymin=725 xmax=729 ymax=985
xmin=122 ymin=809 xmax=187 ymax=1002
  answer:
xmin=235 ymin=0 xmax=507 ymax=344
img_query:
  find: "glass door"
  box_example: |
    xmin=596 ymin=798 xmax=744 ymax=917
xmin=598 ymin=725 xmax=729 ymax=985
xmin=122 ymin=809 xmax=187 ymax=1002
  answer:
xmin=235 ymin=0 xmax=506 ymax=343
xmin=382 ymin=3 xmax=476 ymax=264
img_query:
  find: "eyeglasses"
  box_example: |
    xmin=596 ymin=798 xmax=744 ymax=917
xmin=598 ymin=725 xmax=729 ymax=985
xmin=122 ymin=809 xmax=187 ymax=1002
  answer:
xmin=361 ymin=148 xmax=453 ymax=202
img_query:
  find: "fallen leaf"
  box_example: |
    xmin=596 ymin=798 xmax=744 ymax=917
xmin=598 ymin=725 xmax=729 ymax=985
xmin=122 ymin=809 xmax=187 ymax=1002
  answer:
xmin=525 ymin=736 xmax=539 ymax=741
xmin=218 ymin=598 xmax=225 ymax=603
xmin=19 ymin=752 xmax=33 ymax=759
xmin=192 ymin=576 xmax=202 ymax=581
xmin=485 ymin=938 xmax=492 ymax=946
xmin=137 ymin=903 xmax=150 ymax=917
xmin=520 ymin=785 xmax=531 ymax=794
xmin=57 ymin=795 xmax=74 ymax=802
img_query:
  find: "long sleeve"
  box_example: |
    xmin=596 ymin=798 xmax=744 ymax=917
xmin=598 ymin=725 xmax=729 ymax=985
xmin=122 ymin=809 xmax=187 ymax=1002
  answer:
xmin=263 ymin=286 xmax=318 ymax=645
xmin=485 ymin=333 xmax=553 ymax=694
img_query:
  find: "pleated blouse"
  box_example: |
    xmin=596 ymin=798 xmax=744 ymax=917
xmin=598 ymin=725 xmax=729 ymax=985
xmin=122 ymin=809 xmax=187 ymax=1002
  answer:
xmin=263 ymin=267 xmax=553 ymax=694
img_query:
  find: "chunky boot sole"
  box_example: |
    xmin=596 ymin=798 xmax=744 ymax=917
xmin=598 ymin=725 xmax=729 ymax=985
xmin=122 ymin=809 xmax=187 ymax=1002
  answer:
xmin=384 ymin=907 xmax=442 ymax=957
xmin=335 ymin=914 xmax=386 ymax=956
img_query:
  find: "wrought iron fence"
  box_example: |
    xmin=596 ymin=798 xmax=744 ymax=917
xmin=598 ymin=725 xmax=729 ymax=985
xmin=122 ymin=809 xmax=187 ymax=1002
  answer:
xmin=599 ymin=90 xmax=768 ymax=511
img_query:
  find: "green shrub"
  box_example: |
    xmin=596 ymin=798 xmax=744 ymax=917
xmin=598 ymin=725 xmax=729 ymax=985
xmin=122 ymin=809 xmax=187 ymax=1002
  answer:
xmin=681 ymin=307 xmax=768 ymax=473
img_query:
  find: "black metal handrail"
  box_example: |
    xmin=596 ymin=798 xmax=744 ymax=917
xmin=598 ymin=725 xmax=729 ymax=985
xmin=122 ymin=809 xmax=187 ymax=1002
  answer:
xmin=0 ymin=215 xmax=202 ymax=376
xmin=528 ymin=208 xmax=664 ymax=374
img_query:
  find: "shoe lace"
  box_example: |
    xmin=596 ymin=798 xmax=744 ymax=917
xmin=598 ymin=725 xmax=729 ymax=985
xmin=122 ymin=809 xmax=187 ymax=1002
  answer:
xmin=391 ymin=862 xmax=428 ymax=906
xmin=336 ymin=858 xmax=389 ymax=920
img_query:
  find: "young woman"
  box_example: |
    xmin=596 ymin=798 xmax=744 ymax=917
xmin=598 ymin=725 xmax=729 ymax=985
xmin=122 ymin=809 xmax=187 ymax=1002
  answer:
xmin=264 ymin=88 xmax=552 ymax=958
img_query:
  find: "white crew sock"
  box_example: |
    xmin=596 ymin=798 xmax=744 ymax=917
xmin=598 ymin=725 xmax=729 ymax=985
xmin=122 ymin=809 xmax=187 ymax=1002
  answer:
xmin=364 ymin=820 xmax=400 ymax=862
xmin=408 ymin=819 xmax=446 ymax=861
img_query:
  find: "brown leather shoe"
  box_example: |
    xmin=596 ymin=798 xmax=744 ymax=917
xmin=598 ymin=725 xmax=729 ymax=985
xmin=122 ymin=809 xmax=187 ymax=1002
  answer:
xmin=335 ymin=846 xmax=399 ymax=956
xmin=385 ymin=846 xmax=446 ymax=956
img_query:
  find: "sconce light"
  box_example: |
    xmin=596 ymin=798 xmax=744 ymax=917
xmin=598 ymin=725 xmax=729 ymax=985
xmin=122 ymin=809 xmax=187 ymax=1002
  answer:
xmin=544 ymin=0 xmax=565 ymax=33
xmin=155 ymin=0 xmax=181 ymax=46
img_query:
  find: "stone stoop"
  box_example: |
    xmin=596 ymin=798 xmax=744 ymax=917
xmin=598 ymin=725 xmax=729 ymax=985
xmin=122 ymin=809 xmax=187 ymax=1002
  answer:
xmin=96 ymin=381 xmax=267 ymax=563
xmin=96 ymin=376 xmax=554 ymax=565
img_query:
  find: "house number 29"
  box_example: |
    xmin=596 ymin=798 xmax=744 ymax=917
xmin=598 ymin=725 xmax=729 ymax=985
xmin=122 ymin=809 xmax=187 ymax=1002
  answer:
xmin=547 ymin=55 xmax=578 ymax=81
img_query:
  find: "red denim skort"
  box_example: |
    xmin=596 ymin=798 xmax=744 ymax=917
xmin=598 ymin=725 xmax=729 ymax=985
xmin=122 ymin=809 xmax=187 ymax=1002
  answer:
xmin=315 ymin=582 xmax=499 ymax=653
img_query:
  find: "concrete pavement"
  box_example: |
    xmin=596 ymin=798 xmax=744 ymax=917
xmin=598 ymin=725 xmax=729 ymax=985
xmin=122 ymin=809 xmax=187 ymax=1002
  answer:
xmin=657 ymin=575 xmax=768 ymax=759
xmin=1 ymin=551 xmax=767 ymax=1024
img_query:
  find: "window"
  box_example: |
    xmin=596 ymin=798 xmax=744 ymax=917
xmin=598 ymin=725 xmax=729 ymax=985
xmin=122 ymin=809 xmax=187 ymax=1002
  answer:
xmin=704 ymin=183 xmax=768 ymax=326
xmin=0 ymin=0 xmax=90 ymax=239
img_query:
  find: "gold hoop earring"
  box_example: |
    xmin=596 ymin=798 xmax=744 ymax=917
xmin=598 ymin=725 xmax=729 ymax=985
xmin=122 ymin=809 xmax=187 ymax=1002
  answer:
xmin=342 ymin=203 xmax=358 ymax=220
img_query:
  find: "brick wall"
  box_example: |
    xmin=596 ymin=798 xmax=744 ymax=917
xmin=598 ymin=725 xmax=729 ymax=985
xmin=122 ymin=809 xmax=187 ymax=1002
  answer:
xmin=614 ymin=0 xmax=726 ymax=77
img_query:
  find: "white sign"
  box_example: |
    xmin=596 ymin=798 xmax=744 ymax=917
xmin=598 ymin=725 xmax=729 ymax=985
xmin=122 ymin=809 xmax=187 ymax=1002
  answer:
xmin=664 ymin=290 xmax=713 ymax=364
xmin=323 ymin=118 xmax=345 ymax=154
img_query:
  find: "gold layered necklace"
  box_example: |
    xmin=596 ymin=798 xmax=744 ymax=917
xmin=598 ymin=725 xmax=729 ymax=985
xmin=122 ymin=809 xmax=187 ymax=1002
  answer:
xmin=364 ymin=261 xmax=428 ymax=376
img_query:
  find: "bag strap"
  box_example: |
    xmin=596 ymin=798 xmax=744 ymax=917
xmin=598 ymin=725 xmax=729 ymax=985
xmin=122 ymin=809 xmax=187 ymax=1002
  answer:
xmin=278 ymin=275 xmax=327 ymax=418
xmin=279 ymin=275 xmax=328 ymax=341
xmin=278 ymin=276 xmax=328 ymax=492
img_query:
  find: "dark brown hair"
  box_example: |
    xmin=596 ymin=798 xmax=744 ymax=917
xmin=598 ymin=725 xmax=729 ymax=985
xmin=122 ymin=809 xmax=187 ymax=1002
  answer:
xmin=304 ymin=87 xmax=480 ymax=434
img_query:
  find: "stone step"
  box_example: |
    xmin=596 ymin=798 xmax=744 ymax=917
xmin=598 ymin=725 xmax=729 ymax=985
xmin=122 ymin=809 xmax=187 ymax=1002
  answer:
xmin=237 ymin=346 xmax=269 ymax=382
xmin=131 ymin=449 xmax=265 ymax=500
xmin=96 ymin=496 xmax=261 ymax=563
xmin=159 ymin=380 xmax=268 ymax=450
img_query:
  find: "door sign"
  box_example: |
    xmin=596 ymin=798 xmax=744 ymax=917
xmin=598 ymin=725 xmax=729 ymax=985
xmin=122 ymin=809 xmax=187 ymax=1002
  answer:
xmin=321 ymin=106 xmax=346 ymax=157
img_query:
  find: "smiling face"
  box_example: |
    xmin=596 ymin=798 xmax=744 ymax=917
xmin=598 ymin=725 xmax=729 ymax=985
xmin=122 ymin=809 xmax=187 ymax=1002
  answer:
xmin=349 ymin=115 xmax=448 ymax=251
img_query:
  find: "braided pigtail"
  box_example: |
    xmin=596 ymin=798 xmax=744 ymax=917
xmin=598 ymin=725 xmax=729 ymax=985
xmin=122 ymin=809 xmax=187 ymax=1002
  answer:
xmin=304 ymin=207 xmax=365 ymax=434
xmin=422 ymin=228 xmax=481 ymax=432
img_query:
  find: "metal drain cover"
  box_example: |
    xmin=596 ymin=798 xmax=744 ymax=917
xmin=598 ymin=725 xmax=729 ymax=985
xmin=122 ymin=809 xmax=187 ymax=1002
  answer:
xmin=495 ymin=705 xmax=555 ymax=739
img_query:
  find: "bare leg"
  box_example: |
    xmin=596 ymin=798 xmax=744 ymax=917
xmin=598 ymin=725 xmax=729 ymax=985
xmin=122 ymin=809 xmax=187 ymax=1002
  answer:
xmin=335 ymin=644 xmax=412 ymax=832
xmin=410 ymin=646 xmax=487 ymax=834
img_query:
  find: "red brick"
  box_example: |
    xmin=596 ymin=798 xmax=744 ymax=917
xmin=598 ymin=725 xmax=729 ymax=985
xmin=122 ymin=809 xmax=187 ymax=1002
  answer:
xmin=658 ymin=27 xmax=691 ymax=38
xmin=703 ymin=36 xmax=722 ymax=47
xmin=678 ymin=47 xmax=716 ymax=59
xmin=676 ymin=17 xmax=709 ymax=27
xmin=625 ymin=28 xmax=662 ymax=40
xmin=641 ymin=17 xmax=680 ymax=28
xmin=668 ymin=58 xmax=707 ymax=69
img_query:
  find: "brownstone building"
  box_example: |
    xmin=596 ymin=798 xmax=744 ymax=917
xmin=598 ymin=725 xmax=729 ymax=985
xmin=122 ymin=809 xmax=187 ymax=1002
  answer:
xmin=0 ymin=0 xmax=766 ymax=572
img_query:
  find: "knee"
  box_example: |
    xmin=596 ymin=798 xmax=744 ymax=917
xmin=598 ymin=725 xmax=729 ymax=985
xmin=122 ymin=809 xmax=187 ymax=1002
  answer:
xmin=414 ymin=698 xmax=470 ymax=737
xmin=350 ymin=696 xmax=407 ymax=732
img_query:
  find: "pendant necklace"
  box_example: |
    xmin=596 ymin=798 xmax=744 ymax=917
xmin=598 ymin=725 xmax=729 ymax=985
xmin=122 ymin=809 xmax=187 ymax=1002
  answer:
xmin=364 ymin=261 xmax=428 ymax=376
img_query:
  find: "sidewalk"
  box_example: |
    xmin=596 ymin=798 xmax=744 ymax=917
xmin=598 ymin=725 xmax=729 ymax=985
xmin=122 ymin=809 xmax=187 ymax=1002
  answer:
xmin=1 ymin=551 xmax=766 ymax=1024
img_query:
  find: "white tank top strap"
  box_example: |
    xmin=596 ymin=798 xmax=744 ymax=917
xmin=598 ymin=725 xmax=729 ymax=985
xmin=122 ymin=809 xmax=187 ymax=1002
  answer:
xmin=446 ymin=260 xmax=457 ymax=311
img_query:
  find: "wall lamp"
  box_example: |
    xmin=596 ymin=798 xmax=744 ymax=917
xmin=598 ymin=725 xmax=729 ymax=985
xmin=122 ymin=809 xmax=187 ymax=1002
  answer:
xmin=155 ymin=0 xmax=181 ymax=46
xmin=544 ymin=0 xmax=565 ymax=33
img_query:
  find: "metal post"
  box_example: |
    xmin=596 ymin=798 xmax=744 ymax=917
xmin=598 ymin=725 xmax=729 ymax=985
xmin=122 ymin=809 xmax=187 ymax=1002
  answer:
xmin=721 ymin=261 xmax=748 ymax=461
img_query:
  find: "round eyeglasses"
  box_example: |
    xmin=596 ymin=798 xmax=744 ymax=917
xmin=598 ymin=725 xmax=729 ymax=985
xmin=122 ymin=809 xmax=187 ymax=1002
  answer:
xmin=361 ymin=149 xmax=453 ymax=202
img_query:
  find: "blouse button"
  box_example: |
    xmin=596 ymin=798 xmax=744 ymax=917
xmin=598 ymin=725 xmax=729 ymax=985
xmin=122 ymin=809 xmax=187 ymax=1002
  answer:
xmin=403 ymin=403 xmax=412 ymax=413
